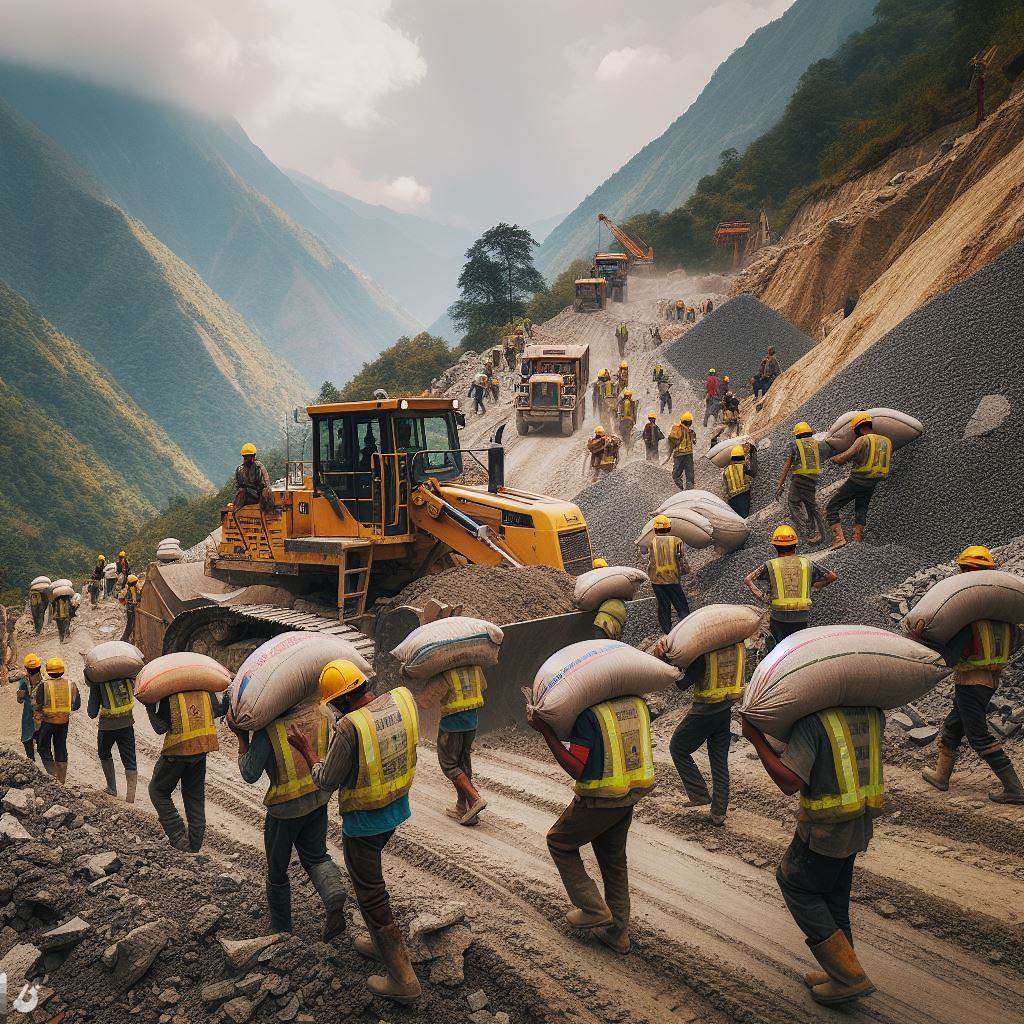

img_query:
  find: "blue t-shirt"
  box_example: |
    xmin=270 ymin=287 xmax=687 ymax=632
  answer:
xmin=342 ymin=795 xmax=411 ymax=838
xmin=439 ymin=709 xmax=479 ymax=733
xmin=569 ymin=709 xmax=604 ymax=783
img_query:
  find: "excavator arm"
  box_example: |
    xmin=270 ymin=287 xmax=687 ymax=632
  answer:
xmin=597 ymin=213 xmax=654 ymax=262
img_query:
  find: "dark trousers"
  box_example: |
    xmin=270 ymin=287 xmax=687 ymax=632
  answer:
xmin=826 ymin=477 xmax=878 ymax=527
xmin=22 ymin=739 xmax=36 ymax=761
xmin=343 ymin=829 xmax=396 ymax=930
xmin=660 ymin=392 xmax=672 ymax=414
xmin=37 ymin=722 xmax=69 ymax=764
xmin=727 ymin=492 xmax=751 ymax=518
xmin=768 ymin=617 xmax=809 ymax=650
xmin=669 ymin=705 xmax=732 ymax=815
xmin=940 ymin=684 xmax=1010 ymax=771
xmin=31 ymin=605 xmax=44 ymax=633
xmin=777 ymin=832 xmax=856 ymax=945
xmin=98 ymin=726 xmax=137 ymax=771
xmin=653 ymin=583 xmax=690 ymax=634
xmin=672 ymin=454 xmax=693 ymax=490
xmin=265 ymin=803 xmax=334 ymax=886
xmin=788 ymin=478 xmax=826 ymax=539
xmin=437 ymin=728 xmax=475 ymax=781
xmin=752 ymin=377 xmax=766 ymax=398
xmin=56 ymin=616 xmax=71 ymax=641
xmin=149 ymin=755 xmax=208 ymax=851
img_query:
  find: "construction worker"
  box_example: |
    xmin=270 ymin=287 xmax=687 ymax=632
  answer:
xmin=527 ymin=689 xmax=654 ymax=955
xmin=33 ymin=656 xmax=80 ymax=782
xmin=617 ymin=388 xmax=638 ymax=451
xmin=645 ymin=515 xmax=690 ymax=634
xmin=686 ymin=306 xmax=696 ymax=323
xmin=234 ymin=443 xmax=275 ymax=513
xmin=288 ymin=660 xmax=422 ymax=1004
xmin=17 ymin=654 xmax=42 ymax=761
xmin=652 ymin=363 xmax=665 ymax=384
xmin=721 ymin=390 xmax=741 ymax=438
xmin=116 ymin=550 xmax=129 ymax=583
xmin=760 ymin=346 xmax=781 ymax=391
xmin=586 ymin=426 xmax=620 ymax=482
xmin=52 ymin=586 xmax=73 ymax=642
xmin=229 ymin=697 xmax=347 ymax=940
xmin=826 ymin=413 xmax=892 ymax=548
xmin=589 ymin=560 xmax=628 ymax=642
xmin=147 ymin=685 xmax=228 ymax=852
xmin=615 ymin=322 xmax=628 ymax=358
xmin=703 ymin=369 xmax=720 ymax=426
xmin=503 ymin=335 xmax=517 ymax=371
xmin=120 ymin=573 xmax=142 ymax=643
xmin=666 ymin=412 xmax=696 ymax=490
xmin=86 ymin=658 xmax=138 ymax=803
xmin=722 ymin=444 xmax=756 ymax=517
xmin=777 ymin=422 xmax=828 ymax=544
xmin=616 ymin=360 xmax=629 ymax=392
xmin=744 ymin=525 xmax=836 ymax=647
xmin=468 ymin=376 xmax=487 ymax=416
xmin=482 ymin=355 xmax=494 ymax=378
xmin=103 ymin=558 xmax=118 ymax=599
xmin=489 ymin=376 xmax=500 ymax=403
xmin=89 ymin=555 xmax=105 ymax=607
xmin=28 ymin=581 xmax=47 ymax=634
xmin=919 ymin=545 xmax=1024 ymax=804
xmin=592 ymin=369 xmax=616 ymax=431
xmin=642 ymin=412 xmax=664 ymax=463
xmin=675 ymin=298 xmax=685 ymax=321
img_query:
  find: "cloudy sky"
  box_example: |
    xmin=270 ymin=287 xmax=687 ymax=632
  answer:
xmin=1 ymin=0 xmax=794 ymax=229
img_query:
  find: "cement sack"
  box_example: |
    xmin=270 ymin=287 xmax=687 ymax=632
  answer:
xmin=49 ymin=578 xmax=72 ymax=593
xmin=392 ymin=617 xmax=504 ymax=680
xmin=85 ymin=641 xmax=145 ymax=684
xmin=528 ymin=640 xmax=681 ymax=739
xmin=135 ymin=652 xmax=231 ymax=704
xmin=30 ymin=577 xmax=51 ymax=592
xmin=823 ymin=408 xmax=924 ymax=454
xmin=901 ymin=569 xmax=1024 ymax=645
xmin=706 ymin=435 xmax=752 ymax=469
xmin=157 ymin=546 xmax=184 ymax=564
xmin=160 ymin=538 xmax=181 ymax=547
xmin=635 ymin=509 xmax=714 ymax=551
xmin=657 ymin=490 xmax=732 ymax=515
xmin=686 ymin=502 xmax=749 ymax=551
xmin=103 ymin=563 xmax=118 ymax=579
xmin=50 ymin=584 xmax=74 ymax=599
xmin=663 ymin=604 xmax=763 ymax=668
xmin=573 ymin=566 xmax=648 ymax=611
xmin=740 ymin=624 xmax=950 ymax=741
xmin=229 ymin=632 xmax=372 ymax=731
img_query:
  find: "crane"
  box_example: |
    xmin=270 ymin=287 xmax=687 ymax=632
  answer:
xmin=596 ymin=214 xmax=654 ymax=268
xmin=969 ymin=46 xmax=999 ymax=128
xmin=713 ymin=221 xmax=751 ymax=269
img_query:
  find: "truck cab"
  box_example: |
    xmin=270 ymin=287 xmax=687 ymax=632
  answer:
xmin=593 ymin=253 xmax=629 ymax=302
xmin=515 ymin=343 xmax=590 ymax=436
xmin=574 ymin=277 xmax=607 ymax=312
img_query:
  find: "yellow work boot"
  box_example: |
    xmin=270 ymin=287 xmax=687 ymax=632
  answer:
xmin=830 ymin=524 xmax=846 ymax=549
xmin=922 ymin=742 xmax=957 ymax=792
xmin=808 ymin=931 xmax=875 ymax=1006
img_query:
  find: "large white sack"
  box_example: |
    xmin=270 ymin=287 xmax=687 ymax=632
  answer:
xmin=529 ymin=640 xmax=681 ymax=739
xmin=573 ymin=566 xmax=648 ymax=611
xmin=693 ymin=503 xmax=750 ymax=550
xmin=635 ymin=508 xmax=714 ymax=551
xmin=157 ymin=547 xmax=184 ymax=564
xmin=740 ymin=624 xmax=951 ymax=741
xmin=135 ymin=652 xmax=231 ymax=704
xmin=823 ymin=408 xmax=924 ymax=454
xmin=160 ymin=538 xmax=181 ymax=547
xmin=901 ymin=570 xmax=1024 ymax=645
xmin=85 ymin=641 xmax=145 ymax=684
xmin=50 ymin=584 xmax=74 ymax=599
xmin=230 ymin=632 xmax=372 ymax=731
xmin=103 ymin=563 xmax=118 ymax=579
xmin=656 ymin=490 xmax=732 ymax=516
xmin=706 ymin=435 xmax=751 ymax=468
xmin=49 ymin=578 xmax=72 ymax=593
xmin=30 ymin=576 xmax=51 ymax=591
xmin=392 ymin=616 xmax=504 ymax=680
xmin=663 ymin=604 xmax=763 ymax=668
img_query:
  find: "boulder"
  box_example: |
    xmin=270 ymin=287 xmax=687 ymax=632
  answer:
xmin=38 ymin=917 xmax=91 ymax=952
xmin=0 ymin=814 xmax=32 ymax=846
xmin=190 ymin=903 xmax=225 ymax=938
xmin=0 ymin=942 xmax=40 ymax=991
xmin=2 ymin=789 xmax=35 ymax=816
xmin=107 ymin=918 xmax=173 ymax=991
xmin=74 ymin=852 xmax=122 ymax=881
xmin=220 ymin=933 xmax=285 ymax=973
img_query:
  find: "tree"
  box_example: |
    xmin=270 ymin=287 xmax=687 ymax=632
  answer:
xmin=527 ymin=259 xmax=592 ymax=323
xmin=340 ymin=333 xmax=457 ymax=400
xmin=316 ymin=380 xmax=343 ymax=404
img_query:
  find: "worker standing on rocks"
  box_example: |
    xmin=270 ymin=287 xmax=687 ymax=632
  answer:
xmin=87 ymin=673 xmax=138 ymax=804
xmin=468 ymin=376 xmax=487 ymax=416
xmin=760 ymin=347 xmax=781 ymax=392
xmin=103 ymin=558 xmax=118 ymax=600
xmin=658 ymin=375 xmax=673 ymax=415
xmin=919 ymin=545 xmax=1024 ymax=804
xmin=826 ymin=413 xmax=892 ymax=548
xmin=744 ymin=525 xmax=836 ymax=647
xmin=721 ymin=389 xmax=741 ymax=438
xmin=288 ymin=660 xmax=422 ymax=1004
xmin=52 ymin=586 xmax=73 ymax=642
xmin=777 ymin=422 xmax=828 ymax=544
xmin=615 ymin=323 xmax=628 ymax=358
xmin=527 ymin=691 xmax=654 ymax=955
xmin=28 ymin=582 xmax=47 ymax=634
xmin=234 ymin=443 xmax=275 ymax=513
xmin=645 ymin=515 xmax=691 ymax=633
xmin=642 ymin=412 xmax=664 ymax=463
xmin=17 ymin=654 xmax=42 ymax=761
xmin=33 ymin=656 xmax=80 ymax=783
xmin=120 ymin=573 xmax=142 ymax=643
xmin=503 ymin=336 xmax=516 ymax=371
xmin=666 ymin=412 xmax=696 ymax=490
xmin=593 ymin=369 xmax=616 ymax=432
xmin=616 ymin=360 xmax=629 ymax=393
xmin=742 ymin=708 xmax=883 ymax=1008
xmin=617 ymin=388 xmax=638 ymax=452
xmin=489 ymin=376 xmax=500 ymax=404
xmin=703 ymin=369 xmax=721 ymax=426
xmin=89 ymin=554 xmax=105 ymax=607
xmin=590 ymin=559 xmax=628 ymax=642
xmin=723 ymin=444 xmax=756 ymax=517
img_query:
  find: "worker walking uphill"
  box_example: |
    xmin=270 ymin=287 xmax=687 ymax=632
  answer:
xmin=589 ymin=559 xmax=628 ymax=642
xmin=760 ymin=347 xmax=781 ymax=392
xmin=704 ymin=369 xmax=721 ymax=426
xmin=615 ymin=322 xmax=628 ymax=359
xmin=722 ymin=444 xmax=757 ymax=517
xmin=777 ymin=423 xmax=828 ymax=544
xmin=617 ymin=388 xmax=638 ymax=452
xmin=826 ymin=413 xmax=892 ymax=548
xmin=87 ymin=664 xmax=138 ymax=803
xmin=28 ymin=582 xmax=47 ymax=635
xmin=116 ymin=550 xmax=129 ymax=583
xmin=234 ymin=443 xmax=275 ymax=513
xmin=103 ymin=559 xmax=118 ymax=599
xmin=653 ymin=363 xmax=665 ymax=384
xmin=33 ymin=657 xmax=80 ymax=782
xmin=90 ymin=555 xmax=105 ymax=607
xmin=743 ymin=707 xmax=883 ymax=1007
xmin=468 ymin=376 xmax=487 ymax=416
xmin=642 ymin=412 xmax=664 ymax=463
xmin=288 ymin=661 xmax=422 ymax=1004
xmin=120 ymin=574 xmax=142 ymax=643
xmin=52 ymin=587 xmax=73 ymax=643
xmin=586 ymin=427 xmax=620 ymax=482
xmin=147 ymin=686 xmax=228 ymax=851
xmin=745 ymin=525 xmax=836 ymax=647
xmin=17 ymin=654 xmax=42 ymax=761
xmin=645 ymin=515 xmax=690 ymax=634
xmin=593 ymin=369 xmax=616 ymax=432
xmin=919 ymin=545 xmax=1024 ymax=804
xmin=616 ymin=360 xmax=629 ymax=392
xmin=721 ymin=390 xmax=741 ymax=438
xmin=666 ymin=412 xmax=696 ymax=490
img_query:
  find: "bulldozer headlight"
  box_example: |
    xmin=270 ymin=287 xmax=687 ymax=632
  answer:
xmin=399 ymin=399 xmax=409 ymax=410
xmin=452 ymin=399 xmax=460 ymax=410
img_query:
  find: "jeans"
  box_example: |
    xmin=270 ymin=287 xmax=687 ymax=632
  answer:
xmin=436 ymin=728 xmax=475 ymax=781
xmin=826 ymin=478 xmax=878 ymax=527
xmin=776 ymin=832 xmax=856 ymax=945
xmin=98 ymin=727 xmax=137 ymax=771
xmin=37 ymin=722 xmax=69 ymax=764
xmin=669 ymin=705 xmax=732 ymax=815
xmin=768 ymin=617 xmax=809 ymax=650
xmin=265 ymin=803 xmax=335 ymax=886
xmin=672 ymin=454 xmax=693 ymax=490
xmin=727 ymin=492 xmax=751 ymax=518
xmin=22 ymin=740 xmax=36 ymax=761
xmin=653 ymin=583 xmax=689 ymax=634
xmin=342 ymin=829 xmax=397 ymax=930
xmin=940 ymin=684 xmax=1010 ymax=771
xmin=703 ymin=397 xmax=720 ymax=426
xmin=788 ymin=477 xmax=826 ymax=539
xmin=149 ymin=755 xmax=208 ymax=851
xmin=660 ymin=392 xmax=672 ymax=414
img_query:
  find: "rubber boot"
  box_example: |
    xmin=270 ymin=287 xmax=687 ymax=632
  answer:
xmin=922 ymin=742 xmax=957 ymax=792
xmin=808 ymin=931 xmax=875 ymax=1006
xmin=40 ymin=759 xmax=55 ymax=778
xmin=852 ymin=524 xmax=865 ymax=543
xmin=306 ymin=860 xmax=348 ymax=942
xmin=124 ymin=770 xmax=138 ymax=804
xmin=555 ymin=853 xmax=614 ymax=929
xmin=266 ymin=881 xmax=293 ymax=933
xmin=354 ymin=930 xmax=382 ymax=962
xmin=830 ymin=523 xmax=847 ymax=550
xmin=366 ymin=923 xmax=422 ymax=1004
xmin=99 ymin=758 xmax=117 ymax=796
xmin=452 ymin=773 xmax=486 ymax=825
xmin=54 ymin=762 xmax=68 ymax=785
xmin=594 ymin=856 xmax=632 ymax=954
xmin=988 ymin=763 xmax=1024 ymax=805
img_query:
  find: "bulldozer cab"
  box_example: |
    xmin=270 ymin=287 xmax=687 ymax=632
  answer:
xmin=574 ymin=278 xmax=607 ymax=312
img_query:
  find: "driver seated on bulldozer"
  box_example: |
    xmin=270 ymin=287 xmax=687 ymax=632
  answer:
xmin=234 ymin=443 xmax=275 ymax=513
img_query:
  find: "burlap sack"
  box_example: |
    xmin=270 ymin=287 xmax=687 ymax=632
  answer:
xmin=134 ymin=652 xmax=231 ymax=704
xmin=30 ymin=576 xmax=51 ymax=591
xmin=688 ymin=502 xmax=750 ymax=550
xmin=392 ymin=617 xmax=504 ymax=680
xmin=663 ymin=604 xmax=763 ymax=668
xmin=85 ymin=641 xmax=145 ymax=684
xmin=823 ymin=408 xmax=924 ymax=454
xmin=50 ymin=584 xmax=74 ymax=599
xmin=901 ymin=570 xmax=1024 ymax=645
xmin=635 ymin=509 xmax=714 ymax=551
xmin=706 ymin=435 xmax=751 ymax=468
xmin=657 ymin=490 xmax=732 ymax=515
xmin=573 ymin=566 xmax=648 ymax=611
xmin=49 ymin=579 xmax=72 ymax=593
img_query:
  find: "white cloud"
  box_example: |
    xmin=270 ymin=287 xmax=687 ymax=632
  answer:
xmin=383 ymin=175 xmax=431 ymax=207
xmin=595 ymin=45 xmax=669 ymax=82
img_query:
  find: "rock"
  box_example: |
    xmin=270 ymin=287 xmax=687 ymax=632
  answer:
xmin=2 ymin=788 xmax=35 ymax=816
xmin=237 ymin=974 xmax=264 ymax=995
xmin=0 ymin=813 xmax=32 ymax=845
xmin=220 ymin=933 xmax=285 ymax=973
xmin=216 ymin=872 xmax=243 ymax=892
xmin=875 ymin=900 xmax=899 ymax=919
xmin=494 ymin=1014 xmax=511 ymax=1024
xmin=409 ymin=905 xmax=467 ymax=939
xmin=263 ymin=975 xmax=290 ymax=997
xmin=74 ymin=851 xmax=122 ymax=881
xmin=468 ymin=990 xmax=489 ymax=1011
xmin=0 ymin=942 xmax=40 ymax=990
xmin=469 ymin=1012 xmax=493 ymax=1024
xmin=42 ymin=803 xmax=70 ymax=824
xmin=201 ymin=980 xmax=236 ymax=1007
xmin=964 ymin=395 xmax=1011 ymax=438
xmin=190 ymin=903 xmax=225 ymax=938
xmin=889 ymin=712 xmax=914 ymax=731
xmin=38 ymin=916 xmax=91 ymax=952
xmin=108 ymin=919 xmax=173 ymax=991
xmin=907 ymin=726 xmax=939 ymax=745
xmin=277 ymin=994 xmax=300 ymax=1022
xmin=222 ymin=996 xmax=256 ymax=1024
xmin=158 ymin=989 xmax=181 ymax=1006
xmin=88 ymin=875 xmax=125 ymax=895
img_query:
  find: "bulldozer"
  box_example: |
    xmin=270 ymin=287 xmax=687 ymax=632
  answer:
xmin=136 ymin=397 xmax=595 ymax=673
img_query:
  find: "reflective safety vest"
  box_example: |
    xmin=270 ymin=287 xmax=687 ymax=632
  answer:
xmin=956 ymin=620 xmax=1016 ymax=670
xmin=616 ymin=324 xmax=627 ymax=337
xmin=851 ymin=433 xmax=892 ymax=479
xmin=673 ymin=427 xmax=694 ymax=456
xmin=575 ymin=697 xmax=655 ymax=801
xmin=598 ymin=379 xmax=615 ymax=399
xmin=439 ymin=666 xmax=486 ymax=715
xmin=265 ymin=703 xmax=331 ymax=807
xmin=768 ymin=556 xmax=813 ymax=613
xmin=724 ymin=462 xmax=750 ymax=497
xmin=53 ymin=595 xmax=71 ymax=620
xmin=30 ymin=590 xmax=43 ymax=608
xmin=42 ymin=677 xmax=72 ymax=724
xmin=340 ymin=687 xmax=419 ymax=814
xmin=619 ymin=398 xmax=637 ymax=423
xmin=162 ymin=690 xmax=219 ymax=756
xmin=593 ymin=599 xmax=627 ymax=641
xmin=799 ymin=708 xmax=885 ymax=822
xmin=599 ymin=440 xmax=619 ymax=467
xmin=792 ymin=438 xmax=821 ymax=478
xmin=693 ymin=643 xmax=745 ymax=703
xmin=648 ymin=534 xmax=682 ymax=584
xmin=124 ymin=582 xmax=141 ymax=607
xmin=98 ymin=679 xmax=134 ymax=719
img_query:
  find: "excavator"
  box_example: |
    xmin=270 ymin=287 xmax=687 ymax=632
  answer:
xmin=597 ymin=214 xmax=655 ymax=274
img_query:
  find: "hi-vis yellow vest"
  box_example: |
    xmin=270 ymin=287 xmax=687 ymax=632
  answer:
xmin=340 ymin=687 xmax=419 ymax=814
xmin=693 ymin=643 xmax=745 ymax=703
xmin=648 ymin=534 xmax=682 ymax=584
xmin=42 ymin=677 xmax=72 ymax=724
xmin=724 ymin=462 xmax=750 ymax=496
xmin=124 ymin=582 xmax=141 ymax=607
xmin=265 ymin=703 xmax=331 ymax=807
xmin=575 ymin=697 xmax=654 ymax=800
xmin=30 ymin=590 xmax=43 ymax=608
xmin=98 ymin=679 xmax=134 ymax=719
xmin=799 ymin=708 xmax=885 ymax=823
xmin=851 ymin=433 xmax=891 ymax=479
xmin=593 ymin=599 xmax=627 ymax=641
xmin=768 ymin=556 xmax=813 ymax=613
xmin=956 ymin=620 xmax=1015 ymax=670
xmin=440 ymin=666 xmax=486 ymax=715
xmin=673 ymin=427 xmax=694 ymax=455
xmin=598 ymin=379 xmax=615 ymax=399
xmin=793 ymin=438 xmax=821 ymax=478
xmin=163 ymin=690 xmax=219 ymax=756
xmin=619 ymin=398 xmax=637 ymax=423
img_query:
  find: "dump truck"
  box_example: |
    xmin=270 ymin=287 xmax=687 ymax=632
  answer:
xmin=515 ymin=343 xmax=590 ymax=436
xmin=574 ymin=277 xmax=607 ymax=312
xmin=593 ymin=253 xmax=629 ymax=302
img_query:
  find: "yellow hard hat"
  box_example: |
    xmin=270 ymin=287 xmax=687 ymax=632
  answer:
xmin=793 ymin=422 xmax=813 ymax=437
xmin=24 ymin=654 xmax=41 ymax=671
xmin=723 ymin=375 xmax=730 ymax=382
xmin=850 ymin=412 xmax=873 ymax=431
xmin=730 ymin=445 xmax=746 ymax=459
xmin=709 ymin=368 xmax=716 ymax=374
xmin=97 ymin=554 xmax=106 ymax=562
xmin=647 ymin=411 xmax=656 ymax=420
xmin=594 ymin=426 xmax=606 ymax=436
xmin=318 ymin=659 xmax=367 ymax=704
xmin=241 ymin=443 xmax=258 ymax=456
xmin=958 ymin=545 xmax=995 ymax=569
xmin=681 ymin=412 xmax=693 ymax=423
xmin=772 ymin=525 xmax=799 ymax=547
xmin=599 ymin=368 xmax=610 ymax=378
xmin=127 ymin=574 xmax=139 ymax=585
xmin=45 ymin=656 xmax=65 ymax=676
xmin=620 ymin=361 xmax=628 ymax=369
xmin=592 ymin=557 xmax=609 ymax=569
xmin=623 ymin=388 xmax=633 ymax=397
xmin=653 ymin=515 xmax=671 ymax=531
xmin=119 ymin=550 xmax=126 ymax=557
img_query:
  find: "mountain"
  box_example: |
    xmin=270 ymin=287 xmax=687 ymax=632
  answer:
xmin=0 ymin=63 xmax=419 ymax=384
xmin=535 ymin=0 xmax=876 ymax=277
xmin=0 ymin=98 xmax=308 ymax=481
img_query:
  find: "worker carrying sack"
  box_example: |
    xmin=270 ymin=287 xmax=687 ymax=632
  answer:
xmin=662 ymin=604 xmax=762 ymax=668
xmin=85 ymin=641 xmax=145 ymax=684
xmin=50 ymin=583 xmax=74 ymax=599
xmin=392 ymin=616 xmax=504 ymax=680
xmin=30 ymin=576 xmax=51 ymax=592
xmin=901 ymin=569 xmax=1024 ymax=645
xmin=103 ymin=562 xmax=118 ymax=580
xmin=657 ymin=489 xmax=732 ymax=515
xmin=573 ymin=566 xmax=648 ymax=611
xmin=706 ymin=435 xmax=753 ymax=468
xmin=823 ymin=408 xmax=923 ymax=454
xmin=740 ymin=624 xmax=951 ymax=741
xmin=527 ymin=640 xmax=680 ymax=739
xmin=49 ymin=578 xmax=73 ymax=593
xmin=635 ymin=508 xmax=714 ymax=551
xmin=229 ymin=631 xmax=373 ymax=731
xmin=135 ymin=651 xmax=231 ymax=704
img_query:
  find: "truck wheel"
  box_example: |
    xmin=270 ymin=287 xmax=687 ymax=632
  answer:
xmin=516 ymin=413 xmax=529 ymax=436
xmin=560 ymin=413 xmax=574 ymax=437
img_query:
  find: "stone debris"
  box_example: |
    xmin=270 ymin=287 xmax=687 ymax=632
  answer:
xmin=2 ymin=787 xmax=35 ymax=816
xmin=37 ymin=916 xmax=91 ymax=952
xmin=74 ymin=851 xmax=122 ymax=880
xmin=190 ymin=902 xmax=225 ymax=937
xmin=963 ymin=394 xmax=1011 ymax=438
xmin=107 ymin=918 xmax=174 ymax=991
xmin=220 ymin=933 xmax=285 ymax=973
xmin=0 ymin=813 xmax=32 ymax=845
xmin=468 ymin=989 xmax=490 ymax=1011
